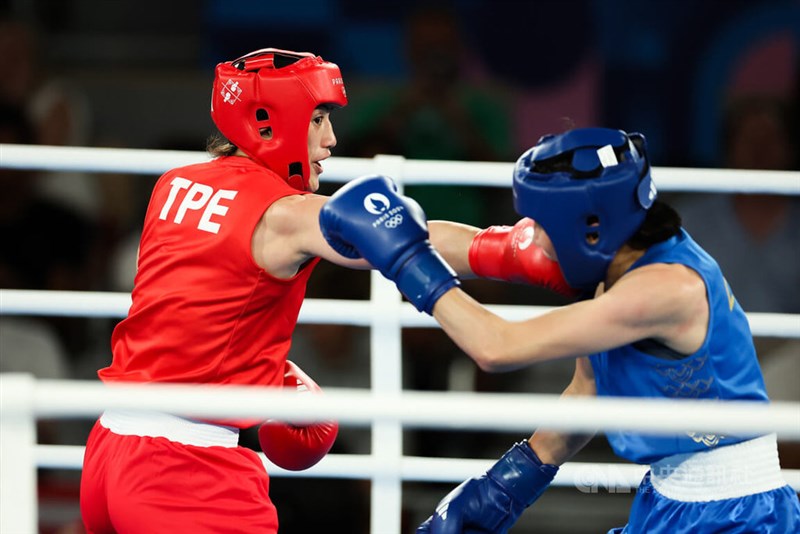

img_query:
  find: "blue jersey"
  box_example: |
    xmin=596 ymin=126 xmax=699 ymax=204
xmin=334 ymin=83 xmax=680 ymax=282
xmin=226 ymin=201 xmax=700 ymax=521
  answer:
xmin=589 ymin=229 xmax=769 ymax=464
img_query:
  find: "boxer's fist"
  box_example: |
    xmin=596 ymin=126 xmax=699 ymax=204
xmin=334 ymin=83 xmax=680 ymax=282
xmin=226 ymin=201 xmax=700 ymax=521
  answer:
xmin=258 ymin=360 xmax=338 ymax=471
xmin=469 ymin=218 xmax=578 ymax=297
xmin=417 ymin=441 xmax=557 ymax=534
xmin=320 ymin=175 xmax=460 ymax=314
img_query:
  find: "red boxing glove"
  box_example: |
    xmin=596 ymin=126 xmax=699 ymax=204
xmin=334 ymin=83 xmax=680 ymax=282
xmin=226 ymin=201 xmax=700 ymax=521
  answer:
xmin=468 ymin=218 xmax=578 ymax=297
xmin=258 ymin=360 xmax=338 ymax=471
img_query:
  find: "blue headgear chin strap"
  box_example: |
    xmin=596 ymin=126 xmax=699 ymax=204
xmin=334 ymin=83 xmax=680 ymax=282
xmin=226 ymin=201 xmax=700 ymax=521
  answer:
xmin=512 ymin=127 xmax=657 ymax=291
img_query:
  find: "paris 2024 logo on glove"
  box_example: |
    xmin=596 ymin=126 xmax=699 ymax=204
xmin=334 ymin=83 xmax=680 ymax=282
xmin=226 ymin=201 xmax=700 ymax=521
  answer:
xmin=363 ymin=192 xmax=405 ymax=229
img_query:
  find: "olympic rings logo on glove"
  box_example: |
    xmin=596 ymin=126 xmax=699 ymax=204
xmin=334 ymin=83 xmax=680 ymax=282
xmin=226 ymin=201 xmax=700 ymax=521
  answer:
xmin=385 ymin=214 xmax=404 ymax=228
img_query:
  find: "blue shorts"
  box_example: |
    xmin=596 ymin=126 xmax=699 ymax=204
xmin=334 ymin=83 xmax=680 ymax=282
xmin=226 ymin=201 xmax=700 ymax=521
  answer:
xmin=609 ymin=472 xmax=800 ymax=533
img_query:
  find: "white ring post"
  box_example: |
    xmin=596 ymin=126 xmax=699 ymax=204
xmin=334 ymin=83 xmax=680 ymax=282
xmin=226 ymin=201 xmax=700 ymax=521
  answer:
xmin=369 ymin=273 xmax=404 ymax=534
xmin=369 ymin=155 xmax=407 ymax=534
xmin=0 ymin=374 xmax=38 ymax=533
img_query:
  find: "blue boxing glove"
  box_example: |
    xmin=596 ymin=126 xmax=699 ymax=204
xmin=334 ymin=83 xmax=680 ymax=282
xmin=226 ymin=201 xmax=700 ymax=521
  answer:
xmin=417 ymin=441 xmax=558 ymax=534
xmin=319 ymin=175 xmax=460 ymax=314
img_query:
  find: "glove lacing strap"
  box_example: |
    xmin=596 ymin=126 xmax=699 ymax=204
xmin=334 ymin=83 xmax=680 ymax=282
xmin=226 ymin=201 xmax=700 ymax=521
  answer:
xmin=486 ymin=440 xmax=559 ymax=508
xmin=390 ymin=240 xmax=460 ymax=315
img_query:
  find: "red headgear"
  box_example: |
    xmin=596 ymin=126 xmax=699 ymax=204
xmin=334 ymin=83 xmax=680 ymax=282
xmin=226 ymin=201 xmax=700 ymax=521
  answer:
xmin=210 ymin=48 xmax=348 ymax=190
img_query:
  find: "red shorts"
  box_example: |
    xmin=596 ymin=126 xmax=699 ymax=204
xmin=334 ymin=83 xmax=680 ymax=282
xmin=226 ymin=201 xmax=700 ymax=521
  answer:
xmin=80 ymin=416 xmax=278 ymax=533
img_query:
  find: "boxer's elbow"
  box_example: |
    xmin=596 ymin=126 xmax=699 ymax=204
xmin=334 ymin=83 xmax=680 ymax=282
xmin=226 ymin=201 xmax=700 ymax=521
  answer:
xmin=470 ymin=342 xmax=517 ymax=373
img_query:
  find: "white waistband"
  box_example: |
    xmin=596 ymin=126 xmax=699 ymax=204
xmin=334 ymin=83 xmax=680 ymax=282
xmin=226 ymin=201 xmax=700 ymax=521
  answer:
xmin=649 ymin=434 xmax=787 ymax=502
xmin=100 ymin=409 xmax=240 ymax=448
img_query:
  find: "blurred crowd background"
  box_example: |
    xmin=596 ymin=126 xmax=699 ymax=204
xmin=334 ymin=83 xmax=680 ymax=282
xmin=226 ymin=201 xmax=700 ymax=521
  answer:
xmin=0 ymin=0 xmax=798 ymax=532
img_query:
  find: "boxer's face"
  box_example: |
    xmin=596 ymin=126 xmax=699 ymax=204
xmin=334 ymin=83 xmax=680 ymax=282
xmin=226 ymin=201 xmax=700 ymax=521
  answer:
xmin=306 ymin=106 xmax=337 ymax=192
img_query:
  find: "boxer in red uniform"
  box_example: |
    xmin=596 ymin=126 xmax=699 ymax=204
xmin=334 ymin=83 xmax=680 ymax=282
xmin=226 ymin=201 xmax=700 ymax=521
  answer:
xmin=79 ymin=48 xmax=574 ymax=533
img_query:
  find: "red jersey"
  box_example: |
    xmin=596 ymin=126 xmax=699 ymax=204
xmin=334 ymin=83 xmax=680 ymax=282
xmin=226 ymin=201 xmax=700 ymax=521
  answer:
xmin=101 ymin=156 xmax=318 ymax=392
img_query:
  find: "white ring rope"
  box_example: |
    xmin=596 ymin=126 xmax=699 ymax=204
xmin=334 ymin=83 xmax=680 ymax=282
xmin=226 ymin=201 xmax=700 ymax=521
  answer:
xmin=2 ymin=144 xmax=800 ymax=534
xmin=2 ymin=143 xmax=800 ymax=193
xmin=10 ymin=377 xmax=798 ymax=439
xmin=3 ymin=374 xmax=799 ymax=490
xmin=2 ymin=289 xmax=798 ymax=338
xmin=31 ymin=446 xmax=800 ymax=493
xmin=35 ymin=445 xmax=653 ymax=484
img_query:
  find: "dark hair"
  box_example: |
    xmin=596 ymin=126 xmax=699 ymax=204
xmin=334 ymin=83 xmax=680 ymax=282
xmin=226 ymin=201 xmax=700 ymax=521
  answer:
xmin=626 ymin=200 xmax=682 ymax=250
xmin=206 ymin=132 xmax=237 ymax=158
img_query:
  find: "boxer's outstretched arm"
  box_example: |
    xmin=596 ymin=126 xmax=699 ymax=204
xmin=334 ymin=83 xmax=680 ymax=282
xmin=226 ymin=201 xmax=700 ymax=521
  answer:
xmin=427 ymin=220 xmax=478 ymax=276
xmin=254 ymin=193 xmax=371 ymax=279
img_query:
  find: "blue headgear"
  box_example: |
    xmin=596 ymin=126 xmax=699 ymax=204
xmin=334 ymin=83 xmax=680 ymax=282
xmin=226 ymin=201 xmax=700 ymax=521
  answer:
xmin=513 ymin=128 xmax=657 ymax=291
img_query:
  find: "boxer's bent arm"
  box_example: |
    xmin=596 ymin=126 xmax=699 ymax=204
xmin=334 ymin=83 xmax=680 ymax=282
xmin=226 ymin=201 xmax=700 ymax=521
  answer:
xmin=431 ymin=263 xmax=702 ymax=371
xmin=528 ymin=357 xmax=596 ymax=466
xmin=415 ymin=358 xmax=595 ymax=533
xmin=254 ymin=193 xmax=370 ymax=279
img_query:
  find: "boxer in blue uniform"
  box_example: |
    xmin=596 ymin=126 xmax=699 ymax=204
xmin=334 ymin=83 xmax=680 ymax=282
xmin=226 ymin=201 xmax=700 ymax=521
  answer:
xmin=319 ymin=127 xmax=800 ymax=533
